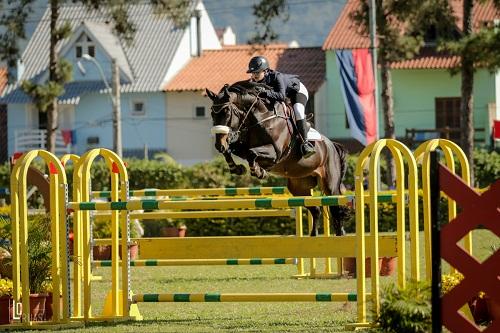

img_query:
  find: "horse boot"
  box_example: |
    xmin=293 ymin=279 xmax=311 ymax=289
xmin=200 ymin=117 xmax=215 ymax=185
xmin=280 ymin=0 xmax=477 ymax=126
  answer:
xmin=296 ymin=119 xmax=315 ymax=158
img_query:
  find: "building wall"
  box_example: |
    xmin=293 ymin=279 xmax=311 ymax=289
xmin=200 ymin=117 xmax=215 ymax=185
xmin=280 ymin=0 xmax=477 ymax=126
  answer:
xmin=7 ymin=91 xmax=166 ymax=156
xmin=313 ymin=81 xmax=328 ymax=131
xmin=495 ymin=70 xmax=500 ymax=120
xmin=162 ymin=1 xmax=221 ymax=87
xmin=74 ymin=91 xmax=166 ymax=154
xmin=7 ymin=104 xmax=30 ymax=155
xmin=165 ymin=91 xmax=217 ymax=165
xmin=322 ymin=50 xmax=497 ymax=145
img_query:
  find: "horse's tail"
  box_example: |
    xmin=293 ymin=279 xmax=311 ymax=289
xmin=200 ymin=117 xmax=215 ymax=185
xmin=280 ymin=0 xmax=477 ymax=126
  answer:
xmin=334 ymin=142 xmax=348 ymax=191
xmin=324 ymin=138 xmax=348 ymax=194
xmin=324 ymin=138 xmax=349 ymax=236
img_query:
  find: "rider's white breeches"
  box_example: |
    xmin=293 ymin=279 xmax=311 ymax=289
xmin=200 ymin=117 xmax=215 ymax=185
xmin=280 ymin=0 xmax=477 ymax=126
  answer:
xmin=293 ymin=82 xmax=309 ymax=120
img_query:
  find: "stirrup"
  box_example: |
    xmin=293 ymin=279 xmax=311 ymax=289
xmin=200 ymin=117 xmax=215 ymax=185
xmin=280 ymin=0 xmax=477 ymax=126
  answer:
xmin=300 ymin=142 xmax=315 ymax=158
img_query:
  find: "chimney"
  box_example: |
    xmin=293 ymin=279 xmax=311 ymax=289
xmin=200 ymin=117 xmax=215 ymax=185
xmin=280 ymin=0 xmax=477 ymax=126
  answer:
xmin=222 ymin=26 xmax=236 ymax=46
xmin=195 ymin=9 xmax=202 ymax=57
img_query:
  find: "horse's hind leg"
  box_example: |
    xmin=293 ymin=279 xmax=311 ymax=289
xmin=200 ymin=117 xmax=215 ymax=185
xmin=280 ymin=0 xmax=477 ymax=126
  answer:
xmin=320 ymin=175 xmax=347 ymax=236
xmin=287 ymin=177 xmax=321 ymax=236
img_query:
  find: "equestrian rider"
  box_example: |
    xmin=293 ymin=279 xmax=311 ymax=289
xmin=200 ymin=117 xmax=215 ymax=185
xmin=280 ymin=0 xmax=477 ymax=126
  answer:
xmin=247 ymin=56 xmax=316 ymax=158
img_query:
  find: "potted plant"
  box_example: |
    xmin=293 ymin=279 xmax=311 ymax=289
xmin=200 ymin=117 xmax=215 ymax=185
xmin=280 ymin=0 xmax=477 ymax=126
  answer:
xmin=342 ymin=256 xmax=383 ymax=277
xmin=0 ymin=214 xmax=52 ymax=321
xmin=0 ymin=278 xmax=14 ymax=324
xmin=92 ymin=219 xmax=142 ymax=260
xmin=162 ymin=221 xmax=187 ymax=237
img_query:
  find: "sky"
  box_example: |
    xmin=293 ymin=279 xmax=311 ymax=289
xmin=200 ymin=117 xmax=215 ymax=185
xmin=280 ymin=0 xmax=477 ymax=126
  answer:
xmin=204 ymin=0 xmax=346 ymax=47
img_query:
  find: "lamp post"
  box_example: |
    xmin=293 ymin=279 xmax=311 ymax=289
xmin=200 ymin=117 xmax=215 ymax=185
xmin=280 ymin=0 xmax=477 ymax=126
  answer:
xmin=79 ymin=54 xmax=122 ymax=157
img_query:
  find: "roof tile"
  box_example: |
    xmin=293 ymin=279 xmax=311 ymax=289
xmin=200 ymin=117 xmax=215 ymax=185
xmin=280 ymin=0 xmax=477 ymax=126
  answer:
xmin=322 ymin=0 xmax=499 ymax=69
xmin=165 ymin=44 xmax=325 ymax=93
xmin=0 ymin=68 xmax=7 ymax=95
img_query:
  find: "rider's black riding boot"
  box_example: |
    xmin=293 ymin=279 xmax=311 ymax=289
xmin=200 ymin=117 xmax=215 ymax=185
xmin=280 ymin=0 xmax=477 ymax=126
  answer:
xmin=296 ymin=119 xmax=315 ymax=158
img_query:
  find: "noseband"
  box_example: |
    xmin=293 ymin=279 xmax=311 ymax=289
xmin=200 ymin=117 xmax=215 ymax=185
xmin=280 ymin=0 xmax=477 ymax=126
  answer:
xmin=210 ymin=96 xmax=260 ymax=142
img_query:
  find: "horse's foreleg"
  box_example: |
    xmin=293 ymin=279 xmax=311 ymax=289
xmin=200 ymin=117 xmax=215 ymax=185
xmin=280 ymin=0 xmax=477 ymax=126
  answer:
xmin=223 ymin=151 xmax=246 ymax=175
xmin=247 ymin=146 xmax=276 ymax=179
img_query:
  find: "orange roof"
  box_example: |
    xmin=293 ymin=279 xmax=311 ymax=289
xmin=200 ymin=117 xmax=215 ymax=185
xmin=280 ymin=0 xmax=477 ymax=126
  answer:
xmin=164 ymin=44 xmax=325 ymax=93
xmin=322 ymin=0 xmax=499 ymax=69
xmin=323 ymin=0 xmax=369 ymax=50
xmin=0 ymin=68 xmax=7 ymax=95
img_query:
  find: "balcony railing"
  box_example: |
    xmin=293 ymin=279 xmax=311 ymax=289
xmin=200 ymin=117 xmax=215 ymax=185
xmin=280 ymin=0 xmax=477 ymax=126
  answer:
xmin=14 ymin=129 xmax=72 ymax=155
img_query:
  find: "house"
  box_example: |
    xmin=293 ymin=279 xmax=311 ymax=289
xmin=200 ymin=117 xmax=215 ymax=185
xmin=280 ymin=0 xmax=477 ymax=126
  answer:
xmin=164 ymin=44 xmax=327 ymax=165
xmin=0 ymin=1 xmax=221 ymax=158
xmin=321 ymin=0 xmax=499 ymax=151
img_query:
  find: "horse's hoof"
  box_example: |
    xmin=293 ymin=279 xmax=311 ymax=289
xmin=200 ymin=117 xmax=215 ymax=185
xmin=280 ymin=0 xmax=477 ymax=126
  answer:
xmin=334 ymin=227 xmax=346 ymax=236
xmin=257 ymin=170 xmax=267 ymax=179
xmin=235 ymin=165 xmax=246 ymax=175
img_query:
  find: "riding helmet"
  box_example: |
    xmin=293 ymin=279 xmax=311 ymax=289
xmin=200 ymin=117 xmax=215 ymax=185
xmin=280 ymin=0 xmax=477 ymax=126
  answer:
xmin=247 ymin=56 xmax=269 ymax=73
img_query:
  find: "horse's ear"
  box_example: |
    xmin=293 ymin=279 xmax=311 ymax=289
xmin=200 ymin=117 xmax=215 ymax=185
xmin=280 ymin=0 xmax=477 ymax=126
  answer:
xmin=205 ymin=88 xmax=217 ymax=101
xmin=223 ymin=86 xmax=230 ymax=98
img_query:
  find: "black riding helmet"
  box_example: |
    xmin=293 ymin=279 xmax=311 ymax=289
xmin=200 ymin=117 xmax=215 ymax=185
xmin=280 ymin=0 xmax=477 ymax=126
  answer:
xmin=247 ymin=56 xmax=269 ymax=73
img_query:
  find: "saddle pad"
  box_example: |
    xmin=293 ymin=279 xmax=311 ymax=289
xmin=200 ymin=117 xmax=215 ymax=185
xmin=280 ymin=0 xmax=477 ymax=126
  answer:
xmin=307 ymin=128 xmax=323 ymax=141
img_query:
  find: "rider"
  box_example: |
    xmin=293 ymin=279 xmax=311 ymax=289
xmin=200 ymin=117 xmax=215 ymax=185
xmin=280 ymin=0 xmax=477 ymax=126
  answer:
xmin=247 ymin=56 xmax=316 ymax=158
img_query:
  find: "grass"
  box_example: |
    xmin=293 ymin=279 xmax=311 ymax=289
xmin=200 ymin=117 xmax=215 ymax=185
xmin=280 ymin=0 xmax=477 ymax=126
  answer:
xmin=18 ymin=229 xmax=499 ymax=332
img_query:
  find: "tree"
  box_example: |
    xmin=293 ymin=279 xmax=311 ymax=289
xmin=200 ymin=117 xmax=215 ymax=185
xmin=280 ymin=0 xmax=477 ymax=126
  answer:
xmin=439 ymin=0 xmax=500 ymax=185
xmin=0 ymin=0 xmax=191 ymax=153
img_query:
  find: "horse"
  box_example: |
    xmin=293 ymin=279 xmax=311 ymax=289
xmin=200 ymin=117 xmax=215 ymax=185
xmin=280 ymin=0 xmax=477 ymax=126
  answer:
xmin=205 ymin=80 xmax=348 ymax=236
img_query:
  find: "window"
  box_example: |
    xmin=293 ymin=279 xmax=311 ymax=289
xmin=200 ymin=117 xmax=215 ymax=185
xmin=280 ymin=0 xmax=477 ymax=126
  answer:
xmin=76 ymin=46 xmax=83 ymax=58
xmin=75 ymin=33 xmax=95 ymax=58
xmin=132 ymin=100 xmax=146 ymax=116
xmin=195 ymin=106 xmax=206 ymax=118
xmin=435 ymin=97 xmax=461 ymax=141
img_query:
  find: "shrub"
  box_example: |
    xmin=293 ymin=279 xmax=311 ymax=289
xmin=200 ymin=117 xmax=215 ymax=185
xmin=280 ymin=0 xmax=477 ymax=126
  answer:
xmin=377 ymin=281 xmax=432 ymax=333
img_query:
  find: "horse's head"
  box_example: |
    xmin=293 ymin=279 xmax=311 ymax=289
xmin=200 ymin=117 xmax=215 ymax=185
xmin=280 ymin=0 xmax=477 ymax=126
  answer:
xmin=206 ymin=85 xmax=245 ymax=153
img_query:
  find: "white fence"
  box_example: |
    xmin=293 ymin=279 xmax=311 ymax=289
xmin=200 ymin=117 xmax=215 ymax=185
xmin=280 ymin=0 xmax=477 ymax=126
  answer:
xmin=14 ymin=129 xmax=72 ymax=155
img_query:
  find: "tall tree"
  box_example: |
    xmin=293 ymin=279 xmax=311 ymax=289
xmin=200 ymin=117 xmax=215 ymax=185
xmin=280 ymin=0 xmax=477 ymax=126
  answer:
xmin=439 ymin=0 xmax=500 ymax=185
xmin=0 ymin=0 xmax=191 ymax=153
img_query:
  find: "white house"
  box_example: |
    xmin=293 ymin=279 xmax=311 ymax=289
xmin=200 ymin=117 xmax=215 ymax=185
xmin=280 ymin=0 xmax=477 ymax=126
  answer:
xmin=0 ymin=0 xmax=221 ymax=158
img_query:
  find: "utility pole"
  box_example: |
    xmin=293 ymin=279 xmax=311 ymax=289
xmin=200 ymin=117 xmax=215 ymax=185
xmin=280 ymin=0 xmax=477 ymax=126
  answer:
xmin=369 ymin=0 xmax=379 ymax=139
xmin=112 ymin=58 xmax=122 ymax=157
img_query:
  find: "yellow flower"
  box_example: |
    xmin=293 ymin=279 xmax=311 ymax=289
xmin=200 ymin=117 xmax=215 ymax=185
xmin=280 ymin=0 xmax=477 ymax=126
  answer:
xmin=0 ymin=278 xmax=13 ymax=297
xmin=441 ymin=272 xmax=464 ymax=294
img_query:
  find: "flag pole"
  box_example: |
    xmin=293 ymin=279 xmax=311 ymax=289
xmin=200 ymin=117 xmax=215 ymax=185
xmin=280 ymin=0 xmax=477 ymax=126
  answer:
xmin=369 ymin=0 xmax=379 ymax=140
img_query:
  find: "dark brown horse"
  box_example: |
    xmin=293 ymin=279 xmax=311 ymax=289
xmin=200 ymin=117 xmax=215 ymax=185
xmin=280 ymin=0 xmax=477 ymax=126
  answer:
xmin=206 ymin=81 xmax=348 ymax=236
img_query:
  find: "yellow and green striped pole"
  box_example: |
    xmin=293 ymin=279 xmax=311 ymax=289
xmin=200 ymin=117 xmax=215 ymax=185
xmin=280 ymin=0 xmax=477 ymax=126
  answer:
xmin=92 ymin=186 xmax=291 ymax=199
xmin=132 ymin=292 xmax=366 ymax=303
xmin=94 ymin=258 xmax=298 ymax=267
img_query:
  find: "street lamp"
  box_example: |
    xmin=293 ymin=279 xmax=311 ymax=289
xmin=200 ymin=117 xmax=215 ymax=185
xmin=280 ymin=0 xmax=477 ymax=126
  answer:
xmin=78 ymin=54 xmax=122 ymax=157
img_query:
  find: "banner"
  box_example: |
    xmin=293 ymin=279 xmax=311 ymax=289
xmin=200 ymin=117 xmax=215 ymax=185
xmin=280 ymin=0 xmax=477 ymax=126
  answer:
xmin=335 ymin=49 xmax=377 ymax=145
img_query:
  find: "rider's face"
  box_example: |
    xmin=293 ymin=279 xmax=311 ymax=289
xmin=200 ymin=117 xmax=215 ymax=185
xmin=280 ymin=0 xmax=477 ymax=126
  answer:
xmin=250 ymin=70 xmax=265 ymax=82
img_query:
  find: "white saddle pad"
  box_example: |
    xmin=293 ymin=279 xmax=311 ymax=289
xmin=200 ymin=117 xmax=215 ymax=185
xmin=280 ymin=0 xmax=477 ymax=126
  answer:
xmin=307 ymin=128 xmax=323 ymax=141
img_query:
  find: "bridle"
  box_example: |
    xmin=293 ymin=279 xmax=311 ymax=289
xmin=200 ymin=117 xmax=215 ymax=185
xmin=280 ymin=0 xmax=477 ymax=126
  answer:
xmin=210 ymin=95 xmax=262 ymax=142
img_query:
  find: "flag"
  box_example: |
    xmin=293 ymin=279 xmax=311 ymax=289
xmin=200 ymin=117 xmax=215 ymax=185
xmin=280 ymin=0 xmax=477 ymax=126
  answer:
xmin=335 ymin=49 xmax=378 ymax=146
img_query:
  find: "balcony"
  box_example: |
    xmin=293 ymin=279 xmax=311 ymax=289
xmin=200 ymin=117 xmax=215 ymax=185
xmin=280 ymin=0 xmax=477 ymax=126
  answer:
xmin=14 ymin=129 xmax=73 ymax=155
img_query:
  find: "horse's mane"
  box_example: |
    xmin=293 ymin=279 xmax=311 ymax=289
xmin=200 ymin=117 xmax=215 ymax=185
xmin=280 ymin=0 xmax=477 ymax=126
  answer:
xmin=227 ymin=80 xmax=270 ymax=97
